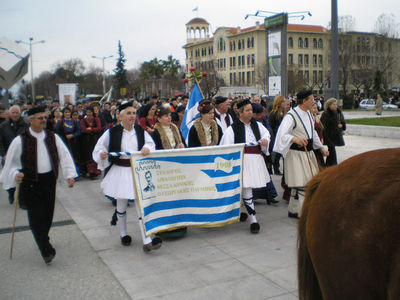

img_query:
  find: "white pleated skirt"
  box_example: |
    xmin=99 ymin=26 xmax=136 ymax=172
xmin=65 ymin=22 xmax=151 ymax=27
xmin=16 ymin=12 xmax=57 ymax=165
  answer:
xmin=101 ymin=165 xmax=137 ymax=199
xmin=242 ymin=154 xmax=270 ymax=188
xmin=284 ymin=149 xmax=319 ymax=188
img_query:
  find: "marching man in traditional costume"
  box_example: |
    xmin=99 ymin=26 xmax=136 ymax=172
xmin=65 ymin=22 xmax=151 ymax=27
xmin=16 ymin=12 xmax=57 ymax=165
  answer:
xmin=214 ymin=96 xmax=233 ymax=133
xmin=93 ymin=102 xmax=162 ymax=252
xmin=273 ymin=90 xmax=329 ymax=218
xmin=0 ymin=106 xmax=77 ymax=264
xmin=220 ymin=99 xmax=271 ymax=234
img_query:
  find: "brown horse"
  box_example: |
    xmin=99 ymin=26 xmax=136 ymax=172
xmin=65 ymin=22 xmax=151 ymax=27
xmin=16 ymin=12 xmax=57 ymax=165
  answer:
xmin=298 ymin=148 xmax=400 ymax=300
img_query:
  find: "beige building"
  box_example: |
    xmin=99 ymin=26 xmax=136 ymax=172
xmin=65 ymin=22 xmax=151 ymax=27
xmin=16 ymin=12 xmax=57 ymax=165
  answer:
xmin=183 ymin=17 xmax=400 ymax=97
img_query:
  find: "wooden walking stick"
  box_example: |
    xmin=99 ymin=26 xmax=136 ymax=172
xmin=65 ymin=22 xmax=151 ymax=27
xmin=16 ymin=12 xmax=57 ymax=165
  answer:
xmin=9 ymin=184 xmax=20 ymax=260
xmin=304 ymin=146 xmax=315 ymax=177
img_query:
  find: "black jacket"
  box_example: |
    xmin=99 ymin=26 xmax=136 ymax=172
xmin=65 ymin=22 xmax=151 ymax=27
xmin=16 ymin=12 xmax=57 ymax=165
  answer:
xmin=0 ymin=118 xmax=29 ymax=156
xmin=321 ymin=108 xmax=346 ymax=147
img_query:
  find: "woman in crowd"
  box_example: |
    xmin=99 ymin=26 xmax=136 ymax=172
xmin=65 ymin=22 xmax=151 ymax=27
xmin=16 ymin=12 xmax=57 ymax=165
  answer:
xmin=268 ymin=95 xmax=290 ymax=175
xmin=138 ymin=103 xmax=157 ymax=134
xmin=47 ymin=107 xmax=62 ymax=131
xmin=57 ymin=107 xmax=81 ymax=178
xmin=92 ymin=103 xmax=107 ymax=132
xmin=152 ymin=105 xmax=185 ymax=150
xmin=151 ymin=105 xmax=187 ymax=238
xmin=80 ymin=107 xmax=102 ymax=179
xmin=188 ymin=100 xmax=223 ymax=147
xmin=321 ymin=98 xmax=346 ymax=166
xmin=172 ymin=105 xmax=185 ymax=128
xmin=311 ymin=102 xmax=325 ymax=167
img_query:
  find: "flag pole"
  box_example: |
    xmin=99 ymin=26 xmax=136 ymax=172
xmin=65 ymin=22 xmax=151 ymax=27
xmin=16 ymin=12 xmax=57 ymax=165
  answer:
xmin=193 ymin=76 xmax=205 ymax=100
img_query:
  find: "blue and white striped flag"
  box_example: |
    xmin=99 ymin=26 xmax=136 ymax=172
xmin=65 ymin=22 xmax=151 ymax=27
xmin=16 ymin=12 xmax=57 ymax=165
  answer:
xmin=131 ymin=145 xmax=244 ymax=236
xmin=180 ymin=83 xmax=203 ymax=143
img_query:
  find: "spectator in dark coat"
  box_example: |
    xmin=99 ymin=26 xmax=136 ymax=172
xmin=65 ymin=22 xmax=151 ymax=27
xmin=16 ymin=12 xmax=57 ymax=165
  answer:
xmin=0 ymin=105 xmax=29 ymax=204
xmin=321 ymin=98 xmax=346 ymax=166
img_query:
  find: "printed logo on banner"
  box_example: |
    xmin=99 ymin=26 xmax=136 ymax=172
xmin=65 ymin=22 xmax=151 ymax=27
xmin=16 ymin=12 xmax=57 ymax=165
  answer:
xmin=134 ymin=159 xmax=160 ymax=200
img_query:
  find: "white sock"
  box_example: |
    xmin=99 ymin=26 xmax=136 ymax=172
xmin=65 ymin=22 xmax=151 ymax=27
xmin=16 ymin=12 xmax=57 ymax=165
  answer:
xmin=134 ymin=200 xmax=152 ymax=245
xmin=117 ymin=198 xmax=128 ymax=237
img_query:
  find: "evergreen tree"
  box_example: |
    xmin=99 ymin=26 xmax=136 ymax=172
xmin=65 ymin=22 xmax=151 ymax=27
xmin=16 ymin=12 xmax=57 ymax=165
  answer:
xmin=114 ymin=40 xmax=128 ymax=97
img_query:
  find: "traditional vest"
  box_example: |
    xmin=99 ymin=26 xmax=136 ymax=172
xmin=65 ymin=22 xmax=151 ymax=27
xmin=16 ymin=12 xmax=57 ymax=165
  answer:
xmin=231 ymin=118 xmax=261 ymax=144
xmin=287 ymin=109 xmax=314 ymax=152
xmin=108 ymin=124 xmax=144 ymax=165
xmin=20 ymin=129 xmax=59 ymax=182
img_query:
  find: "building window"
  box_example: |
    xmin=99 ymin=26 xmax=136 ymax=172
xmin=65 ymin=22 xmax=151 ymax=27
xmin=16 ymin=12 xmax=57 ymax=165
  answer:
xmin=238 ymin=40 xmax=241 ymax=50
xmin=251 ymin=37 xmax=254 ymax=48
xmin=318 ymin=39 xmax=323 ymax=49
xmin=318 ymin=71 xmax=323 ymax=83
xmin=234 ymin=73 xmax=236 ymax=85
xmin=247 ymin=55 xmax=250 ymax=66
xmin=318 ymin=55 xmax=323 ymax=66
xmin=238 ymin=72 xmax=241 ymax=85
xmin=288 ymin=37 xmax=293 ymax=48
xmin=242 ymin=39 xmax=245 ymax=49
xmin=299 ymin=38 xmax=303 ymax=48
xmin=247 ymin=71 xmax=251 ymax=85
xmin=238 ymin=56 xmax=241 ymax=67
xmin=298 ymin=54 xmax=303 ymax=65
xmin=247 ymin=38 xmax=250 ymax=48
xmin=233 ymin=57 xmax=236 ymax=67
xmin=305 ymin=71 xmax=309 ymax=83
xmin=223 ymin=58 xmax=226 ymax=69
xmin=242 ymin=72 xmax=245 ymax=84
xmin=313 ymin=54 xmax=317 ymax=66
xmin=251 ymin=54 xmax=255 ymax=65
xmin=304 ymin=54 xmax=309 ymax=66
xmin=230 ymin=57 xmax=233 ymax=68
xmin=304 ymin=38 xmax=309 ymax=48
xmin=313 ymin=38 xmax=317 ymax=48
xmin=233 ymin=41 xmax=236 ymax=51
xmin=288 ymin=54 xmax=293 ymax=65
xmin=242 ymin=55 xmax=245 ymax=67
xmin=313 ymin=71 xmax=317 ymax=83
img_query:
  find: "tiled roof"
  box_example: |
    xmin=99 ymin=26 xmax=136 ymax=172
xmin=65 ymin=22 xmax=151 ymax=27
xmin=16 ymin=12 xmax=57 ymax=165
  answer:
xmin=186 ymin=18 xmax=209 ymax=25
xmin=287 ymin=24 xmax=328 ymax=33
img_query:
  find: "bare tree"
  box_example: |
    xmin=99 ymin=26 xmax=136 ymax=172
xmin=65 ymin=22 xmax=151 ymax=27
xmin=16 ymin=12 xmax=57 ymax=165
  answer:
xmin=255 ymin=62 xmax=268 ymax=95
xmin=199 ymin=60 xmax=225 ymax=99
xmin=287 ymin=64 xmax=306 ymax=95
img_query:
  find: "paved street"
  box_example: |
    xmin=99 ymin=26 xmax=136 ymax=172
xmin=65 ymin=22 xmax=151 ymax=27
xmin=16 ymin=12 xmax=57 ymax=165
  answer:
xmin=1 ymin=132 xmax=399 ymax=300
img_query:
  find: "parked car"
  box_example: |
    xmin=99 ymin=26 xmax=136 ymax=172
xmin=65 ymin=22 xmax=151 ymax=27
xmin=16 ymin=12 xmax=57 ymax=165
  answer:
xmin=359 ymin=99 xmax=376 ymax=110
xmin=359 ymin=99 xmax=398 ymax=110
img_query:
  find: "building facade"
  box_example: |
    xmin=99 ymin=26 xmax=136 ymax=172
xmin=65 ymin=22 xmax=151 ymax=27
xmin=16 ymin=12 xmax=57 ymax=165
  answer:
xmin=183 ymin=17 xmax=400 ymax=97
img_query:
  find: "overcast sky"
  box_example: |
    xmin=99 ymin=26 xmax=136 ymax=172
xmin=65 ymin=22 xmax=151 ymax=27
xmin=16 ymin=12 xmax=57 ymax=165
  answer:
xmin=2 ymin=0 xmax=399 ymax=83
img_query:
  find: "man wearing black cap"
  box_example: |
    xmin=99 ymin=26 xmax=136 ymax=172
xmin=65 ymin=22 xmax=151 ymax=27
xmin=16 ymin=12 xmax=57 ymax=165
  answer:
xmin=93 ymin=101 xmax=162 ymax=252
xmin=214 ymin=96 xmax=233 ymax=133
xmin=0 ymin=106 xmax=77 ymax=264
xmin=220 ymin=99 xmax=271 ymax=234
xmin=273 ymin=90 xmax=329 ymax=218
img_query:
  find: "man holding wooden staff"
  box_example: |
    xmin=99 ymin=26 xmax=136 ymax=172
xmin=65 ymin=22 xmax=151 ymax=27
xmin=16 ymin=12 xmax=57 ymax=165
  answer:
xmin=0 ymin=106 xmax=76 ymax=264
xmin=273 ymin=90 xmax=329 ymax=219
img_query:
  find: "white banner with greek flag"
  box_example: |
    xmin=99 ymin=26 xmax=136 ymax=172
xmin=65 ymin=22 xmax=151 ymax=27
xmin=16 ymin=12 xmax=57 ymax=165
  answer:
xmin=130 ymin=144 xmax=244 ymax=236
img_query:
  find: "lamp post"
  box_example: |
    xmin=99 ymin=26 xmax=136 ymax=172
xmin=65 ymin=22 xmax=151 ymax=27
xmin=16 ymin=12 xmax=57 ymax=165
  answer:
xmin=92 ymin=55 xmax=113 ymax=95
xmin=15 ymin=37 xmax=45 ymax=104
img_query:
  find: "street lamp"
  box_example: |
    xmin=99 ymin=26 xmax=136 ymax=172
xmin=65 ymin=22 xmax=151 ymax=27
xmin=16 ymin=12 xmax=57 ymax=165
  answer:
xmin=92 ymin=55 xmax=113 ymax=95
xmin=15 ymin=37 xmax=46 ymax=104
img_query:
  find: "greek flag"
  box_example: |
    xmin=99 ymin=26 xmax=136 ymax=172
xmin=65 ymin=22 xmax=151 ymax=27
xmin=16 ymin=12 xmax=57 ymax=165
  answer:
xmin=180 ymin=83 xmax=203 ymax=143
xmin=131 ymin=145 xmax=244 ymax=236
